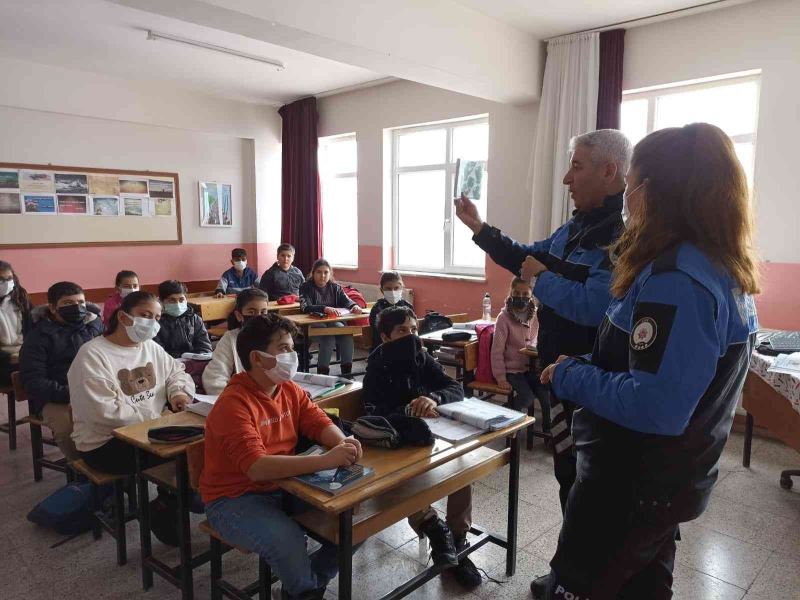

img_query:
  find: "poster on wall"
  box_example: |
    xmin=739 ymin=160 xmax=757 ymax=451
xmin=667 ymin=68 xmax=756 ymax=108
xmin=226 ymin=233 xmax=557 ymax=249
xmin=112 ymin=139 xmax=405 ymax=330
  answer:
xmin=20 ymin=170 xmax=55 ymax=193
xmin=199 ymin=181 xmax=232 ymax=227
xmin=119 ymin=178 xmax=148 ymax=195
xmin=0 ymin=192 xmax=21 ymax=214
xmin=57 ymin=195 xmax=88 ymax=214
xmin=92 ymin=196 xmax=120 ymax=216
xmin=153 ymin=197 xmax=173 ymax=217
xmin=122 ymin=195 xmax=145 ymax=216
xmin=23 ymin=194 xmax=57 ymax=214
xmin=0 ymin=170 xmax=19 ymax=190
xmin=89 ymin=174 xmax=120 ymax=196
xmin=55 ymin=173 xmax=88 ymax=194
xmin=149 ymin=179 xmax=174 ymax=199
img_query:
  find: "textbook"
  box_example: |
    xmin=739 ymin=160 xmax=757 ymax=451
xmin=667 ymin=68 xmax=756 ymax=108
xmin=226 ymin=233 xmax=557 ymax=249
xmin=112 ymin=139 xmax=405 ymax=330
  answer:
xmin=293 ymin=372 xmax=351 ymax=399
xmin=292 ymin=445 xmax=374 ymax=495
xmin=423 ymin=416 xmax=484 ymax=443
xmin=186 ymin=393 xmax=218 ymax=417
xmin=454 ymin=159 xmax=486 ymax=200
xmin=436 ymin=397 xmax=526 ymax=432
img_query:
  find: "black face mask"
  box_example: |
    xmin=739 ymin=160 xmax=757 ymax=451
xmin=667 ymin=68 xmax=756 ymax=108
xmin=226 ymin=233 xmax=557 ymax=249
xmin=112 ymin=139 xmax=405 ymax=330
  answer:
xmin=58 ymin=304 xmax=87 ymax=324
xmin=511 ymin=297 xmax=530 ymax=310
xmin=381 ymin=332 xmax=421 ymax=362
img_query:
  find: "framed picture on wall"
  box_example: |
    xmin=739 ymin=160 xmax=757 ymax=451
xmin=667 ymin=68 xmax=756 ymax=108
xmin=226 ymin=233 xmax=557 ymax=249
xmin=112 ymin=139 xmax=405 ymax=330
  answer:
xmin=199 ymin=181 xmax=232 ymax=227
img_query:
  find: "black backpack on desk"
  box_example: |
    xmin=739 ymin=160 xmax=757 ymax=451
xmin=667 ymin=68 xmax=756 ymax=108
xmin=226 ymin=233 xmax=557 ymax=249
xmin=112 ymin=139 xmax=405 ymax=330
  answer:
xmin=419 ymin=311 xmax=453 ymax=335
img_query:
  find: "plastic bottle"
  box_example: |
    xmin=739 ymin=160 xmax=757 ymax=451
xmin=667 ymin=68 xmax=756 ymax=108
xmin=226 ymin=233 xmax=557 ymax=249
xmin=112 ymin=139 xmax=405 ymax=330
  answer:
xmin=482 ymin=292 xmax=491 ymax=321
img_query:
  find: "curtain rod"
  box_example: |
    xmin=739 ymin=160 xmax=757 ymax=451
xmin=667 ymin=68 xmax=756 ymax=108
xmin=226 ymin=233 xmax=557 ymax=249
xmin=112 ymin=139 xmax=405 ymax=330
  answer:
xmin=548 ymin=0 xmax=752 ymax=39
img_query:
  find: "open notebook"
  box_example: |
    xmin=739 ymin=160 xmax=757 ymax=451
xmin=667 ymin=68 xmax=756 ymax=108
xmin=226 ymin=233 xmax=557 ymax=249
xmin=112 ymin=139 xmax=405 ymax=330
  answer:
xmin=292 ymin=445 xmax=374 ymax=495
xmin=293 ymin=372 xmax=352 ymax=399
xmin=186 ymin=393 xmax=218 ymax=417
xmin=424 ymin=398 xmax=527 ymax=443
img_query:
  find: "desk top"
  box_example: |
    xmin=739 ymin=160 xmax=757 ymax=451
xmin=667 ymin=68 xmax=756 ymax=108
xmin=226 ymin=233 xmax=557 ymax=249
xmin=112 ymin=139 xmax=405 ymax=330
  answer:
xmin=188 ymin=295 xmax=298 ymax=311
xmin=276 ymin=417 xmax=534 ymax=514
xmin=286 ymin=305 xmax=373 ymax=327
xmin=419 ymin=328 xmax=477 ymax=348
xmin=112 ymin=381 xmax=362 ymax=457
xmin=519 ymin=347 xmax=538 ymax=358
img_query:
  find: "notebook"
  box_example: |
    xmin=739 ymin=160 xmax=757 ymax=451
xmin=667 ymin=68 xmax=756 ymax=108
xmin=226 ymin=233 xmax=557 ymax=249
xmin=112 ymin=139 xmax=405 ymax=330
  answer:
xmin=423 ymin=417 xmax=484 ymax=443
xmin=292 ymin=445 xmax=374 ymax=495
xmin=186 ymin=393 xmax=218 ymax=417
xmin=436 ymin=397 xmax=526 ymax=431
xmin=293 ymin=372 xmax=351 ymax=399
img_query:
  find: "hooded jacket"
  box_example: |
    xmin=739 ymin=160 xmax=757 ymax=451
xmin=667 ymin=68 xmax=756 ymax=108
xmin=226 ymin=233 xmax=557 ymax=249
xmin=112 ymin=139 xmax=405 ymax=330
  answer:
xmin=153 ymin=306 xmax=212 ymax=358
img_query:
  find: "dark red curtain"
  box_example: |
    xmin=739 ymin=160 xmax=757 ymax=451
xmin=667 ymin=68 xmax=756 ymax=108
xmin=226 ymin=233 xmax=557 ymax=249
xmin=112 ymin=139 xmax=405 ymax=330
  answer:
xmin=597 ymin=29 xmax=625 ymax=130
xmin=279 ymin=96 xmax=323 ymax=276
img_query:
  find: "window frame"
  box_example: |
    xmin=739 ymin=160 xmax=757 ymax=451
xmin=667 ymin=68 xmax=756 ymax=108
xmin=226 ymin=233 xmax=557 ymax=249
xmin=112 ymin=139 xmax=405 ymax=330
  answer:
xmin=391 ymin=116 xmax=488 ymax=277
xmin=622 ymin=73 xmax=761 ymax=172
xmin=318 ymin=132 xmax=358 ymax=269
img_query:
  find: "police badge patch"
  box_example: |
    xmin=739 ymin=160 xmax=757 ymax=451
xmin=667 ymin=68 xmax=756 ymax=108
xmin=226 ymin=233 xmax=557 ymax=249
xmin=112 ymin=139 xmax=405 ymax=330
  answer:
xmin=631 ymin=317 xmax=658 ymax=351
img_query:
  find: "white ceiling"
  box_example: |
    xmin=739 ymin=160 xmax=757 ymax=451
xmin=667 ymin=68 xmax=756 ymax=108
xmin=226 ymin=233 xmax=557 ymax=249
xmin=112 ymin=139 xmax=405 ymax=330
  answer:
xmin=0 ymin=0 xmax=384 ymax=105
xmin=454 ymin=0 xmax=755 ymax=38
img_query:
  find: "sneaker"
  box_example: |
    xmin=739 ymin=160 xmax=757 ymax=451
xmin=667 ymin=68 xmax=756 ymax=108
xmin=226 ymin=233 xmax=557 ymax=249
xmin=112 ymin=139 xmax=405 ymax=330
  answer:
xmin=452 ymin=535 xmax=482 ymax=589
xmin=149 ymin=495 xmax=179 ymax=547
xmin=530 ymin=573 xmax=551 ymax=599
xmin=420 ymin=517 xmax=458 ymax=568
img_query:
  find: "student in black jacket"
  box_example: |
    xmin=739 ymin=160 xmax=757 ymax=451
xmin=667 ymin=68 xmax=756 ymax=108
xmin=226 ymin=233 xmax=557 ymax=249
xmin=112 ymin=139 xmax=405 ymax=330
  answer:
xmin=363 ymin=306 xmax=480 ymax=589
xmin=19 ymin=281 xmax=103 ymax=460
xmin=367 ymin=271 xmax=414 ymax=351
xmin=154 ymin=280 xmax=212 ymax=358
xmin=258 ymin=243 xmax=305 ymax=301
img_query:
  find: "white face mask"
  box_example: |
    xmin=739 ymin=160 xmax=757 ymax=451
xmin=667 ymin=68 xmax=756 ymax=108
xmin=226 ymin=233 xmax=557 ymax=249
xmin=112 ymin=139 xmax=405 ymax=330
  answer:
xmin=256 ymin=350 xmax=299 ymax=384
xmin=122 ymin=312 xmax=161 ymax=343
xmin=0 ymin=280 xmax=14 ymax=297
xmin=119 ymin=286 xmax=139 ymax=298
xmin=383 ymin=289 xmax=403 ymax=305
xmin=622 ymin=181 xmax=646 ymax=225
xmin=234 ymin=260 xmax=247 ymax=270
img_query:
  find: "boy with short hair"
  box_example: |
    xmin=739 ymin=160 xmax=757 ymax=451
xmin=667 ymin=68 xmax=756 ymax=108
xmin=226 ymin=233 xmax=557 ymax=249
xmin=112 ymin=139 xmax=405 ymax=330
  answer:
xmin=20 ymin=281 xmax=103 ymax=460
xmin=368 ymin=271 xmax=413 ymax=350
xmin=154 ymin=280 xmax=212 ymax=358
xmin=201 ymin=314 xmax=362 ymax=600
xmin=259 ymin=243 xmax=305 ymax=301
xmin=214 ymin=248 xmax=260 ymax=297
xmin=363 ymin=306 xmax=481 ymax=589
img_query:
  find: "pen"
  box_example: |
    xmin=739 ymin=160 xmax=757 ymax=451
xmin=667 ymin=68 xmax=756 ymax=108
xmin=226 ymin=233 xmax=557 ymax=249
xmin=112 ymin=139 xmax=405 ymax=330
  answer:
xmin=330 ymin=466 xmax=342 ymax=483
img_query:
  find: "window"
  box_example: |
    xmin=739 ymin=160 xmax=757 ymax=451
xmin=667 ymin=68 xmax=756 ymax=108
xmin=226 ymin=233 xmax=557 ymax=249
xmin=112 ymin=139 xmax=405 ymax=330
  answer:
xmin=621 ymin=73 xmax=760 ymax=186
xmin=318 ymin=134 xmax=358 ymax=267
xmin=392 ymin=117 xmax=488 ymax=276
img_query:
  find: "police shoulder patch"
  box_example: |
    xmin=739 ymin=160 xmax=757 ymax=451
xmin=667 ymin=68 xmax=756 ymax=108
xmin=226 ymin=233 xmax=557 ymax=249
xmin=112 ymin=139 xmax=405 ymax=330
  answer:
xmin=630 ymin=317 xmax=658 ymax=351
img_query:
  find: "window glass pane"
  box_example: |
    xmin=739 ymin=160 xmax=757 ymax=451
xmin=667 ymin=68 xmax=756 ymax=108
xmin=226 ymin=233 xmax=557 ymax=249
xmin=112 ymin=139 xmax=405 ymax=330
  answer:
xmin=453 ymin=122 xmax=489 ymax=162
xmin=621 ymin=98 xmax=649 ymax=146
xmin=398 ymin=129 xmax=447 ymax=167
xmin=451 ymin=173 xmax=487 ymax=269
xmin=321 ymin=176 xmax=358 ymax=266
xmin=654 ymin=81 xmax=758 ymax=137
xmin=397 ymin=170 xmax=445 ymax=269
xmin=320 ymin=137 xmax=356 ymax=175
xmin=734 ymin=141 xmax=755 ymax=188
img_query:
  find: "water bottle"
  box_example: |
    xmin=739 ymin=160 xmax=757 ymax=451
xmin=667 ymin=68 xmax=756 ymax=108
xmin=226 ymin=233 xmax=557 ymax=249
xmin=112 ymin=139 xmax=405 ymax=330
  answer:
xmin=482 ymin=293 xmax=491 ymax=321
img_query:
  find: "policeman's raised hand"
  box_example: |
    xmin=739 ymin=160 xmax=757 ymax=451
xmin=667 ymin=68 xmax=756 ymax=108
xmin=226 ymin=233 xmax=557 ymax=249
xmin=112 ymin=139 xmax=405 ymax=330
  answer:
xmin=521 ymin=256 xmax=547 ymax=281
xmin=454 ymin=194 xmax=484 ymax=235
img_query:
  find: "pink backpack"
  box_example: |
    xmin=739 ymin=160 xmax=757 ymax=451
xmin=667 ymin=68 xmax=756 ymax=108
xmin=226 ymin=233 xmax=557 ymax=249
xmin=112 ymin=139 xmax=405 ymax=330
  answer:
xmin=474 ymin=323 xmax=496 ymax=383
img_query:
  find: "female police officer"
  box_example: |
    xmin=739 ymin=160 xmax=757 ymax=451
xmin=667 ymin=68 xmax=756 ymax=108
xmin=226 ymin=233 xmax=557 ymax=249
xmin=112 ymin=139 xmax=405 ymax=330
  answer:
xmin=536 ymin=123 xmax=760 ymax=599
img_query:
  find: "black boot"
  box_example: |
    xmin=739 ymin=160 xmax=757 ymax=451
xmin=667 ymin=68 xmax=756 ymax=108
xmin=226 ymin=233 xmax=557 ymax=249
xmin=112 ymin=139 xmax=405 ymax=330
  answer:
xmin=530 ymin=572 xmax=552 ymax=599
xmin=420 ymin=517 xmax=458 ymax=568
xmin=340 ymin=363 xmax=353 ymax=379
xmin=280 ymin=586 xmax=326 ymax=600
xmin=317 ymin=365 xmax=330 ymax=376
xmin=149 ymin=493 xmax=179 ymax=547
xmin=452 ymin=534 xmax=482 ymax=589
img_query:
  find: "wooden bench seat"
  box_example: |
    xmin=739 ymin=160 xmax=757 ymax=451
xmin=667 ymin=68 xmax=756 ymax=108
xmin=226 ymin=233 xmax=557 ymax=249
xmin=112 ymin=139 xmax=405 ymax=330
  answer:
xmin=72 ymin=459 xmax=128 ymax=486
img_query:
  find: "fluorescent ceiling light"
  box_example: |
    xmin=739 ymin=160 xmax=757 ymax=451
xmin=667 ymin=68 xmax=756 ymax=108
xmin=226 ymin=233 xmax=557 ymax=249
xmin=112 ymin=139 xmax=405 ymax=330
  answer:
xmin=146 ymin=30 xmax=285 ymax=71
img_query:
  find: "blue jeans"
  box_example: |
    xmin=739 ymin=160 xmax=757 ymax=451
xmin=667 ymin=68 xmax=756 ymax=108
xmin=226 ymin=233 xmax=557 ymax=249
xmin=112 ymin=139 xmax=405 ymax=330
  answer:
xmin=205 ymin=491 xmax=339 ymax=597
xmin=311 ymin=322 xmax=354 ymax=369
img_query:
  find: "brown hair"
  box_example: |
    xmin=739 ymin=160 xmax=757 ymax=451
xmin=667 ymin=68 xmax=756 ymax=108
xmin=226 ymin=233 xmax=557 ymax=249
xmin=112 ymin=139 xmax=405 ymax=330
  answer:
xmin=509 ymin=276 xmax=530 ymax=292
xmin=610 ymin=123 xmax=760 ymax=298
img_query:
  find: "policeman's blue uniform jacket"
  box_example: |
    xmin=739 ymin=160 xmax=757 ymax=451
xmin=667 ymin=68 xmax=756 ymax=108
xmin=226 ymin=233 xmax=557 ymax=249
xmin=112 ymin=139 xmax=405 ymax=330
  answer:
xmin=473 ymin=192 xmax=623 ymax=366
xmin=215 ymin=266 xmax=260 ymax=295
xmin=554 ymin=241 xmax=758 ymax=516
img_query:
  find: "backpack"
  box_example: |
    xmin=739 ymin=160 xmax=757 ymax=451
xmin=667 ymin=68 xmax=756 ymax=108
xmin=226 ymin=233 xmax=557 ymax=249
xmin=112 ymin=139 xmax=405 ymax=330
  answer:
xmin=419 ymin=311 xmax=453 ymax=335
xmin=341 ymin=285 xmax=369 ymax=326
xmin=27 ymin=482 xmax=100 ymax=535
xmin=474 ymin=323 xmax=496 ymax=384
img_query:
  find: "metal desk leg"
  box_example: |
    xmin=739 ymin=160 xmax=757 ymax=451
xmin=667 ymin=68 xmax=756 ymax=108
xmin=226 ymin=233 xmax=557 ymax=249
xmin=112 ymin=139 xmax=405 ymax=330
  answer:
xmin=135 ymin=448 xmax=153 ymax=590
xmin=338 ymin=509 xmax=353 ymax=600
xmin=175 ymin=453 xmax=194 ymax=600
xmin=743 ymin=412 xmax=754 ymax=468
xmin=506 ymin=432 xmax=521 ymax=577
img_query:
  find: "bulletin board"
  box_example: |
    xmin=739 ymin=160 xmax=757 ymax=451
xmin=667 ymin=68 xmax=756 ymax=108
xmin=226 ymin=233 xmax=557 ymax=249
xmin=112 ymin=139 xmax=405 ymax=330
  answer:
xmin=0 ymin=162 xmax=182 ymax=248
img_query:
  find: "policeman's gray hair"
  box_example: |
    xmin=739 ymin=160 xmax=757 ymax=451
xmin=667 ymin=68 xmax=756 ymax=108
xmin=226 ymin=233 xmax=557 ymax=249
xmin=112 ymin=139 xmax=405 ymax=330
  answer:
xmin=569 ymin=129 xmax=633 ymax=177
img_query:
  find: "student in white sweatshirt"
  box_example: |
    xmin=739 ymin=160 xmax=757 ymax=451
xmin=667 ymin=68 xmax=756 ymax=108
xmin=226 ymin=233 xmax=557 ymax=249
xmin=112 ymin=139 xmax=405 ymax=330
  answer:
xmin=69 ymin=290 xmax=195 ymax=474
xmin=202 ymin=288 xmax=270 ymax=395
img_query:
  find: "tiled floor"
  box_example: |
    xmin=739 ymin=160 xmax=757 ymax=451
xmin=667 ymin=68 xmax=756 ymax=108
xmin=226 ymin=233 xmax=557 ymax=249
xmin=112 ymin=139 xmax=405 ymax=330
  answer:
xmin=1 ymin=388 xmax=799 ymax=599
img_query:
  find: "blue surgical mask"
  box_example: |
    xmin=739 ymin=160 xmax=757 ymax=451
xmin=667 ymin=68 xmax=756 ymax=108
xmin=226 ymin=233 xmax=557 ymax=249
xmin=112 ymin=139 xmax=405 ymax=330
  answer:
xmin=164 ymin=302 xmax=188 ymax=317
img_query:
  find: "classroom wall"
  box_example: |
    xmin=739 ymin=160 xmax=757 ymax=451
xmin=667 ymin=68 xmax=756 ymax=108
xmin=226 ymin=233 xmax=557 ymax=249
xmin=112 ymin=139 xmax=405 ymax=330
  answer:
xmin=0 ymin=57 xmax=283 ymax=294
xmin=624 ymin=0 xmax=800 ymax=328
xmin=317 ymin=80 xmax=538 ymax=317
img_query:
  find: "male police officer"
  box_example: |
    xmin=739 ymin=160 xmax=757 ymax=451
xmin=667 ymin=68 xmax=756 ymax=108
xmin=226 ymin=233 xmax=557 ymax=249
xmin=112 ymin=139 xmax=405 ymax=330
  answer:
xmin=455 ymin=129 xmax=632 ymax=595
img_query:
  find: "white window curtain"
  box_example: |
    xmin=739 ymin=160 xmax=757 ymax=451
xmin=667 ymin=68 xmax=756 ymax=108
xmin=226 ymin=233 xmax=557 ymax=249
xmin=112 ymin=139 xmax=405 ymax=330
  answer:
xmin=529 ymin=32 xmax=599 ymax=241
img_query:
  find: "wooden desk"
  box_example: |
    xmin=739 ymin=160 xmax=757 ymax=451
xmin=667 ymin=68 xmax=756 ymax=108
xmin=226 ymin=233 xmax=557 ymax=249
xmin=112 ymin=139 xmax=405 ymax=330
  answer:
xmin=188 ymin=296 xmax=236 ymax=322
xmin=286 ymin=307 xmax=372 ymax=372
xmin=112 ymin=383 xmax=361 ymax=600
xmin=279 ymin=417 xmax=534 ymax=600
